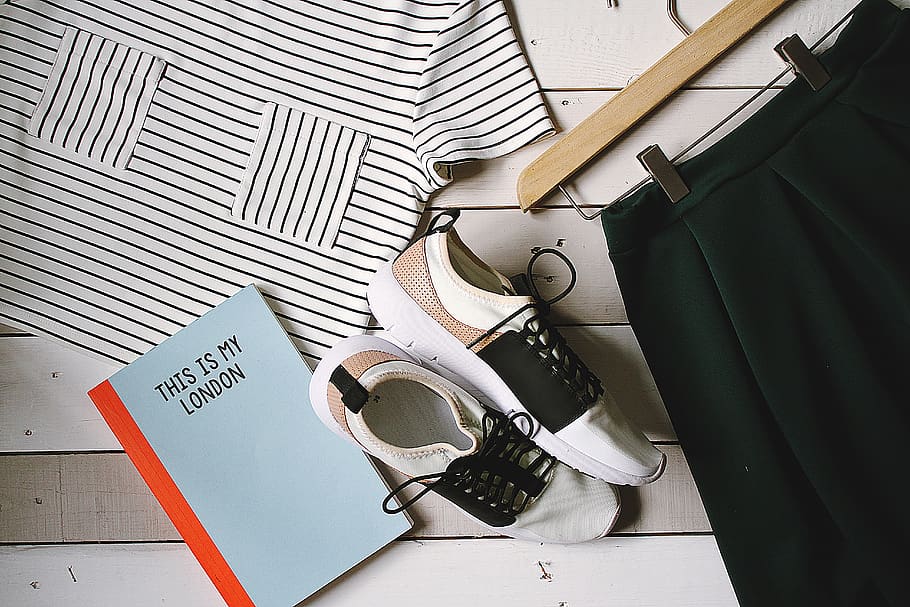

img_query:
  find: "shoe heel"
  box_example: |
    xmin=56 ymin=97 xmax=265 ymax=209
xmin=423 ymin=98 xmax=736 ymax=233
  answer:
xmin=309 ymin=334 xmax=407 ymax=446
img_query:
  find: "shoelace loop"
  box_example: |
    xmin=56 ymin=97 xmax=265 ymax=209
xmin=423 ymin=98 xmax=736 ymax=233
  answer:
xmin=466 ymin=248 xmax=605 ymax=406
xmin=382 ymin=409 xmax=556 ymax=516
xmin=424 ymin=208 xmax=460 ymax=236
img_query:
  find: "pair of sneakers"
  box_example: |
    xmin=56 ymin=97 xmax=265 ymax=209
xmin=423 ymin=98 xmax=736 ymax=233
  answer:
xmin=309 ymin=211 xmax=665 ymax=544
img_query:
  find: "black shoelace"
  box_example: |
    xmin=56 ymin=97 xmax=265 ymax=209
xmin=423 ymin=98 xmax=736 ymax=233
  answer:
xmin=466 ymin=247 xmax=605 ymax=406
xmin=382 ymin=409 xmax=557 ymax=517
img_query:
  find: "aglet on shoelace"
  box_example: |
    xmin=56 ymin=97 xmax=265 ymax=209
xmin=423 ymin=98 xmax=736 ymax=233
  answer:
xmin=465 ymin=248 xmax=605 ymax=406
xmin=381 ymin=409 xmax=556 ymax=516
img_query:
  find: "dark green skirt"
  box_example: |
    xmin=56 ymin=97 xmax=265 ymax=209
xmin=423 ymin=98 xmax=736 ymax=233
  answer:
xmin=601 ymin=1 xmax=909 ymax=605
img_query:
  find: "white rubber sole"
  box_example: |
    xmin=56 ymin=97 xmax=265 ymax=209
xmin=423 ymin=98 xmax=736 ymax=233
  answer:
xmin=367 ymin=261 xmax=666 ymax=486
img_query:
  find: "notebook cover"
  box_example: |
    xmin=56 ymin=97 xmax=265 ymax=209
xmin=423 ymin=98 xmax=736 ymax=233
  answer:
xmin=88 ymin=285 xmax=410 ymax=607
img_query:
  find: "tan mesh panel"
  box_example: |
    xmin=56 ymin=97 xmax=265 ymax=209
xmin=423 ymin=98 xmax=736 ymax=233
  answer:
xmin=344 ymin=350 xmax=400 ymax=376
xmin=391 ymin=236 xmax=499 ymax=352
xmin=326 ymin=350 xmax=399 ymax=437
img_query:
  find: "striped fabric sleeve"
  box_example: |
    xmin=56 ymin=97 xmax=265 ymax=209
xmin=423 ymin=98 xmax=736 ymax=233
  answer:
xmin=412 ymin=0 xmax=555 ymax=189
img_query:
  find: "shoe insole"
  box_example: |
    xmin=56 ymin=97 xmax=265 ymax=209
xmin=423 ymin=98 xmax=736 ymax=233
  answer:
xmin=364 ymin=379 xmax=473 ymax=451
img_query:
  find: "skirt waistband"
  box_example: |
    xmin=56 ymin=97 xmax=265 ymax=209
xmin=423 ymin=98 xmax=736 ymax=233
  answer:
xmin=601 ymin=0 xmax=904 ymax=253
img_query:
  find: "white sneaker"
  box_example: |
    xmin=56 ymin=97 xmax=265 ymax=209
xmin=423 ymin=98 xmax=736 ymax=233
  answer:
xmin=366 ymin=210 xmax=665 ymax=486
xmin=310 ymin=334 xmax=621 ymax=544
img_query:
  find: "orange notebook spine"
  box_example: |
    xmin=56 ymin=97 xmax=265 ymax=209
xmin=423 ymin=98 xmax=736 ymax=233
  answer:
xmin=89 ymin=380 xmax=255 ymax=607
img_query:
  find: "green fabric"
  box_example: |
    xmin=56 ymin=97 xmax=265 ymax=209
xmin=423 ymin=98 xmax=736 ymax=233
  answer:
xmin=601 ymin=1 xmax=909 ymax=605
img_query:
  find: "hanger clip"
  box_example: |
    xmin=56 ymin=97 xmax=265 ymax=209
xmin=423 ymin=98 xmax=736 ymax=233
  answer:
xmin=637 ymin=145 xmax=689 ymax=204
xmin=774 ymin=34 xmax=830 ymax=92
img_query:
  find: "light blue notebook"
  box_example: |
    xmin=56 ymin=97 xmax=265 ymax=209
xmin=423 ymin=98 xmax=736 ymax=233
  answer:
xmin=89 ymin=285 xmax=410 ymax=607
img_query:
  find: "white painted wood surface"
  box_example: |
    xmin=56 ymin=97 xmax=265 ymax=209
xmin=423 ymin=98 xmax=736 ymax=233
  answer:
xmin=0 ymin=447 xmax=707 ymax=542
xmin=0 ymin=539 xmax=738 ymax=607
xmin=515 ymin=0 xmax=890 ymax=89
xmin=0 ymin=329 xmax=669 ymax=452
xmin=4 ymin=0 xmax=896 ymax=604
xmin=0 ymin=334 xmax=704 ymax=542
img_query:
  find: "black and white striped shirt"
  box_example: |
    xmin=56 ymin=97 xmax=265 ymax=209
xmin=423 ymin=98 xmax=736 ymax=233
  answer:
xmin=0 ymin=0 xmax=554 ymax=365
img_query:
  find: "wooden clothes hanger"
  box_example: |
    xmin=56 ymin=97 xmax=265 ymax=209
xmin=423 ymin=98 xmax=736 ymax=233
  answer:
xmin=516 ymin=0 xmax=795 ymax=212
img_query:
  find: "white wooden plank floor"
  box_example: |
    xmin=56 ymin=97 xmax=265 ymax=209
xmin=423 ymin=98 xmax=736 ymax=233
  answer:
xmin=4 ymin=1 xmax=903 ymax=605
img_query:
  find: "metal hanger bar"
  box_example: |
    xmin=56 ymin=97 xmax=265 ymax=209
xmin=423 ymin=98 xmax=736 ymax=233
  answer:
xmin=668 ymin=0 xmax=692 ymax=36
xmin=562 ymin=3 xmax=860 ymax=221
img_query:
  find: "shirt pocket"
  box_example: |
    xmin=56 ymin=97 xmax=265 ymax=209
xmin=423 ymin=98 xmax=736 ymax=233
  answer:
xmin=232 ymin=102 xmax=371 ymax=249
xmin=27 ymin=26 xmax=165 ymax=169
